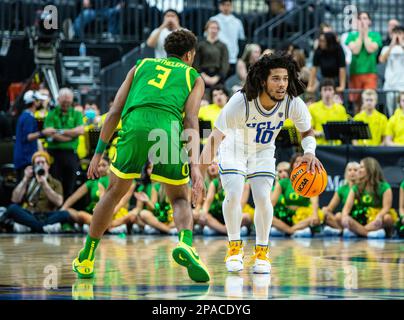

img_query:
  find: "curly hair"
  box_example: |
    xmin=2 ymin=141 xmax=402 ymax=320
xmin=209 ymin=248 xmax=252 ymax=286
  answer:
xmin=164 ymin=29 xmax=198 ymax=58
xmin=242 ymin=51 xmax=305 ymax=101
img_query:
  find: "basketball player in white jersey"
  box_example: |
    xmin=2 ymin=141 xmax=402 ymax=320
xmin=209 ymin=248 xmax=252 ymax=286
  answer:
xmin=199 ymin=52 xmax=324 ymax=273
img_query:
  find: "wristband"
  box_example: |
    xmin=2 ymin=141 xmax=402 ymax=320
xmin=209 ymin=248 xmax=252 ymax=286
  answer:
xmin=95 ymin=139 xmax=108 ymax=154
xmin=301 ymin=135 xmax=316 ymax=155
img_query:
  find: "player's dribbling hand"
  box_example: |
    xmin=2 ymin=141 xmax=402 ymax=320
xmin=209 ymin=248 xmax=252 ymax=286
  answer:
xmin=295 ymin=153 xmax=324 ymax=174
xmin=87 ymin=153 xmax=102 ymax=179
xmin=191 ymin=164 xmax=204 ymax=207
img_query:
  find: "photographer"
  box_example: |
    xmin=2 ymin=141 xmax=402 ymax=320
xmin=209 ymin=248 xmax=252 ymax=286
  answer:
xmin=13 ymin=90 xmax=55 ymax=182
xmin=4 ymin=151 xmax=76 ymax=233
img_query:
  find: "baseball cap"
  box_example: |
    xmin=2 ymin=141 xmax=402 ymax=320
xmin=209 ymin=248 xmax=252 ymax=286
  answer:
xmin=23 ymin=90 xmax=48 ymax=104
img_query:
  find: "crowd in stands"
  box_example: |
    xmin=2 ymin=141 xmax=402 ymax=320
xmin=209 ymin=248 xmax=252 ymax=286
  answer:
xmin=0 ymin=0 xmax=404 ymax=238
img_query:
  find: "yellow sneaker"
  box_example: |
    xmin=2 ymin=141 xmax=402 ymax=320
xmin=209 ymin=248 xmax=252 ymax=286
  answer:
xmin=252 ymin=245 xmax=271 ymax=274
xmin=72 ymin=256 xmax=94 ymax=279
xmin=224 ymin=240 xmax=244 ymax=272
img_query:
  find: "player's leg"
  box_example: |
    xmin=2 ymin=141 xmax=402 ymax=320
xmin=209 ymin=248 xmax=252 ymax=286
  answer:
xmin=221 ymin=174 xmax=246 ymax=272
xmin=72 ymin=173 xmax=133 ymax=278
xmin=166 ymin=183 xmax=210 ymax=282
xmin=249 ymin=176 xmax=274 ymax=274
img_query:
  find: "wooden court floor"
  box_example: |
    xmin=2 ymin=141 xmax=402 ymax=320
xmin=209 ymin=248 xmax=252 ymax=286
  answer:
xmin=0 ymin=234 xmax=403 ymax=300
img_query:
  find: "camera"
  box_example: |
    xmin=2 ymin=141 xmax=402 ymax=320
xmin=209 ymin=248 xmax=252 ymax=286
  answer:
xmin=34 ymin=164 xmax=46 ymax=176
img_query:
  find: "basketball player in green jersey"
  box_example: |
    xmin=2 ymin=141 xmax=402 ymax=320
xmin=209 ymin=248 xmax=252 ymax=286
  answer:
xmin=72 ymin=30 xmax=210 ymax=282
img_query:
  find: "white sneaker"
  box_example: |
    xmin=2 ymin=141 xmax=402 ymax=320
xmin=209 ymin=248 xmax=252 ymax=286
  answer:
xmin=193 ymin=224 xmax=202 ymax=235
xmin=323 ymin=226 xmax=342 ymax=237
xmin=83 ymin=224 xmax=90 ymax=234
xmin=131 ymin=224 xmax=141 ymax=234
xmin=225 ymin=240 xmax=244 ymax=272
xmin=367 ymin=229 xmax=386 ymax=239
xmin=203 ymin=226 xmax=218 ymax=236
xmin=168 ymin=227 xmax=178 ymax=235
xmin=240 ymin=226 xmax=249 ymax=237
xmin=252 ymin=246 xmax=271 ymax=274
xmin=343 ymin=228 xmax=358 ymax=238
xmin=109 ymin=225 xmax=127 ymax=234
xmin=144 ymin=225 xmax=160 ymax=235
xmin=13 ymin=223 xmax=31 ymax=233
xmin=270 ymin=227 xmax=286 ymax=237
xmin=292 ymin=227 xmax=312 ymax=238
xmin=225 ymin=275 xmax=244 ymax=298
xmin=43 ymin=223 xmax=62 ymax=234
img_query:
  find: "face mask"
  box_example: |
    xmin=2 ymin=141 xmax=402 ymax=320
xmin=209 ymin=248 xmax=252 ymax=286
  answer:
xmin=85 ymin=109 xmax=96 ymax=121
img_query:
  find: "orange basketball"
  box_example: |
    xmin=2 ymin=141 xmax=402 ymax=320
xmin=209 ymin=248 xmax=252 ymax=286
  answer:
xmin=290 ymin=162 xmax=327 ymax=197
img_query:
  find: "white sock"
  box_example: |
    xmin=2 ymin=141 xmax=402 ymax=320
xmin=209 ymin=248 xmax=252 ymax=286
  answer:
xmin=250 ymin=177 xmax=274 ymax=246
xmin=220 ymin=174 xmax=245 ymax=241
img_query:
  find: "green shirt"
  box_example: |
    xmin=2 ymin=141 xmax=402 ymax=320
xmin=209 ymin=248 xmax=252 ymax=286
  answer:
xmin=345 ymin=31 xmax=382 ymax=75
xmin=122 ymin=57 xmax=200 ymax=122
xmin=44 ymin=106 xmax=83 ymax=150
xmin=210 ymin=178 xmax=225 ymax=216
xmin=84 ymin=175 xmax=110 ymax=213
xmin=279 ymin=178 xmax=310 ymax=207
xmin=401 ymin=180 xmax=404 ymax=190
xmin=337 ymin=184 xmax=351 ymax=206
xmin=352 ymin=181 xmax=391 ymax=208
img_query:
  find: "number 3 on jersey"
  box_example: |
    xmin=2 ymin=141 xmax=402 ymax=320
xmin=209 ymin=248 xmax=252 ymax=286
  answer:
xmin=148 ymin=65 xmax=172 ymax=89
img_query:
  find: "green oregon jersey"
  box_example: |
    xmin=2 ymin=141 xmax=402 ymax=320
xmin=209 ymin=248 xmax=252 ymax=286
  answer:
xmin=85 ymin=175 xmax=110 ymax=213
xmin=352 ymin=181 xmax=391 ymax=208
xmin=122 ymin=57 xmax=200 ymax=122
xmin=337 ymin=184 xmax=351 ymax=206
xmin=401 ymin=180 xmax=404 ymax=190
xmin=279 ymin=178 xmax=311 ymax=207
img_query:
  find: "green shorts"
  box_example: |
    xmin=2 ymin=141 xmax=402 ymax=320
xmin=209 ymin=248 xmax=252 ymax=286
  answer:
xmin=110 ymin=108 xmax=190 ymax=185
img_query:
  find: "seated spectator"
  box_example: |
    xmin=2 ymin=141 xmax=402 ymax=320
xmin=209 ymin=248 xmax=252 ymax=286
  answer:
xmin=308 ymin=78 xmax=349 ymax=145
xmin=379 ymin=25 xmax=404 ymax=117
xmin=225 ymin=43 xmax=261 ymax=93
xmin=340 ymin=157 xmax=398 ymax=238
xmin=270 ymin=153 xmax=324 ymax=237
xmin=146 ymin=9 xmax=181 ymax=58
xmin=353 ymin=89 xmax=388 ymax=146
xmin=13 ymin=90 xmax=54 ymax=181
xmin=292 ymin=49 xmax=310 ymax=87
xmin=384 ymin=92 xmax=404 ymax=146
xmin=193 ymin=20 xmax=229 ymax=89
xmin=209 ymin=0 xmax=246 ymax=77
xmin=61 ymin=156 xmax=134 ymax=234
xmin=399 ymin=179 xmax=404 ymax=238
xmin=73 ymin=0 xmax=124 ymax=39
xmin=321 ymin=162 xmax=360 ymax=236
xmin=198 ymin=84 xmax=229 ymax=132
xmin=307 ymin=32 xmax=346 ymax=94
xmin=2 ymin=151 xmax=80 ymax=233
xmin=345 ymin=11 xmax=382 ymax=113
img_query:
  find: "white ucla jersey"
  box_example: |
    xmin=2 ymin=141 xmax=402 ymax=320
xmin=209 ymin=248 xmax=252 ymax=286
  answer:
xmin=215 ymin=90 xmax=312 ymax=157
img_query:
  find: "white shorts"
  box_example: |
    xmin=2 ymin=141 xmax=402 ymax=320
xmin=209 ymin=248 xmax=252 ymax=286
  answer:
xmin=218 ymin=143 xmax=276 ymax=180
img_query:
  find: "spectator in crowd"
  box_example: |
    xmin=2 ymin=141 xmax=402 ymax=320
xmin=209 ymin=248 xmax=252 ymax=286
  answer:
xmin=307 ymin=32 xmax=346 ymax=94
xmin=13 ymin=90 xmax=54 ymax=181
xmin=72 ymin=0 xmax=124 ymax=39
xmin=384 ymin=92 xmax=404 ymax=146
xmin=2 ymin=151 xmax=79 ymax=233
xmin=33 ymin=87 xmax=51 ymax=120
xmin=193 ymin=20 xmax=229 ymax=89
xmin=83 ymin=100 xmax=102 ymax=127
xmin=321 ymin=161 xmax=360 ymax=236
xmin=43 ymin=88 xmax=84 ymax=198
xmin=292 ymin=49 xmax=310 ymax=87
xmin=210 ymin=0 xmax=246 ymax=77
xmin=353 ymin=89 xmax=388 ymax=146
xmin=399 ymin=179 xmax=404 ymax=237
xmin=198 ymin=84 xmax=229 ymax=131
xmin=340 ymin=157 xmax=398 ymax=238
xmin=383 ymin=18 xmax=401 ymax=47
xmin=146 ymin=9 xmax=181 ymax=58
xmin=225 ymin=43 xmax=262 ymax=93
xmin=312 ymin=23 xmax=333 ymax=50
xmin=270 ymin=153 xmax=324 ymax=237
xmin=379 ymin=25 xmax=404 ymax=116
xmin=308 ymin=78 xmax=349 ymax=145
xmin=345 ymin=11 xmax=382 ymax=113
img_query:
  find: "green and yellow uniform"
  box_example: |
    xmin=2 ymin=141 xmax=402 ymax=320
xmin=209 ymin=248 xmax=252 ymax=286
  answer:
xmin=351 ymin=181 xmax=398 ymax=225
xmin=308 ymin=100 xmax=349 ymax=145
xmin=84 ymin=175 xmax=109 ymax=213
xmin=277 ymin=178 xmax=324 ymax=225
xmin=111 ymin=57 xmax=199 ymax=185
xmin=385 ymin=108 xmax=404 ymax=145
xmin=353 ymin=110 xmax=388 ymax=146
xmin=337 ymin=184 xmax=351 ymax=206
xmin=152 ymin=183 xmax=173 ymax=223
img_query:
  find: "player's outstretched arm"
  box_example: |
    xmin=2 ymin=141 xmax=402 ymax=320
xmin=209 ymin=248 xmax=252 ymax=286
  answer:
xmin=87 ymin=66 xmax=136 ymax=179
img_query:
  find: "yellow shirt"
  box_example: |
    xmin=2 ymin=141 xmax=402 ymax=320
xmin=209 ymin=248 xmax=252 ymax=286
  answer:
xmin=198 ymin=103 xmax=223 ymax=130
xmin=385 ymin=108 xmax=404 ymax=145
xmin=308 ymin=100 xmax=349 ymax=145
xmin=353 ymin=109 xmax=388 ymax=146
